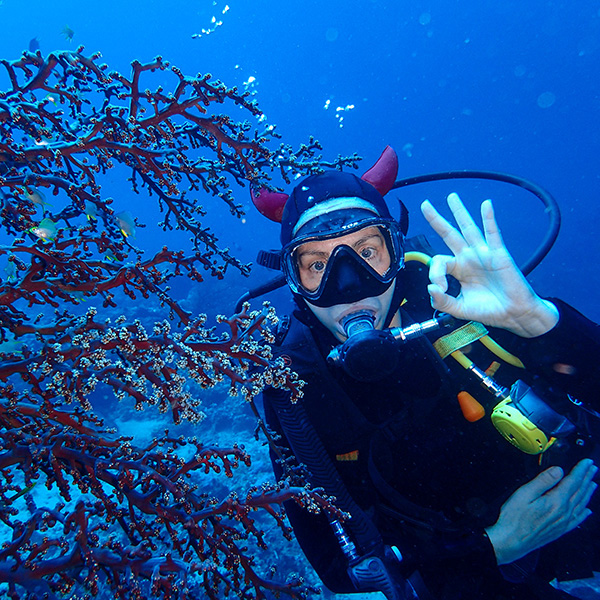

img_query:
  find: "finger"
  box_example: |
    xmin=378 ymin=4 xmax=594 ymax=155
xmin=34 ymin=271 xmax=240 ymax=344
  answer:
xmin=514 ymin=466 xmax=564 ymax=503
xmin=572 ymin=481 xmax=598 ymax=517
xmin=570 ymin=508 xmax=593 ymax=530
xmin=481 ymin=199 xmax=506 ymax=251
xmin=447 ymin=192 xmax=486 ymax=249
xmin=421 ymin=200 xmax=467 ymax=255
xmin=428 ymin=254 xmax=456 ymax=293
xmin=566 ymin=461 xmax=598 ymax=509
xmin=555 ymin=459 xmax=597 ymax=499
xmin=427 ymin=284 xmax=460 ymax=315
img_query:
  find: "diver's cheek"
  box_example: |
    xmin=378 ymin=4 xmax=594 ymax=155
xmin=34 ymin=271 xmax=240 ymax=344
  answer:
xmin=306 ymin=303 xmax=348 ymax=341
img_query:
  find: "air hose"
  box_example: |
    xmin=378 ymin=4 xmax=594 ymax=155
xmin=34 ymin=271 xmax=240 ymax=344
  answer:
xmin=391 ymin=170 xmax=561 ymax=276
xmin=267 ymin=389 xmax=383 ymax=553
xmin=269 ymin=385 xmax=420 ymax=599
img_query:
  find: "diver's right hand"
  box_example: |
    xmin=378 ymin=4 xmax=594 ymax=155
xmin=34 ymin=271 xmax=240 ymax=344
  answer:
xmin=485 ymin=459 xmax=598 ymax=565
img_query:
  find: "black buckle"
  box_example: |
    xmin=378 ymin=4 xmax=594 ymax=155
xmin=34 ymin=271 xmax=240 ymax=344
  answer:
xmin=257 ymin=250 xmax=282 ymax=271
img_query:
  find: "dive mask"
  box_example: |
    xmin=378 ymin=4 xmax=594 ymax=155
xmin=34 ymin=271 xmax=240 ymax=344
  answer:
xmin=281 ymin=216 xmax=405 ymax=308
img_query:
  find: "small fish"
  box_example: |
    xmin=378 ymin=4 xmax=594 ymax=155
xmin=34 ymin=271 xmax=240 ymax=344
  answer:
xmin=4 ymin=259 xmax=18 ymax=283
xmin=104 ymin=250 xmax=120 ymax=263
xmin=24 ymin=186 xmax=51 ymax=208
xmin=0 ymin=338 xmax=24 ymax=356
xmin=84 ymin=200 xmax=98 ymax=221
xmin=30 ymin=218 xmax=57 ymax=241
xmin=0 ymin=483 xmax=36 ymax=508
xmin=115 ymin=211 xmax=136 ymax=238
xmin=63 ymin=289 xmax=87 ymax=304
xmin=29 ymin=37 xmax=40 ymax=52
xmin=62 ymin=25 xmax=75 ymax=42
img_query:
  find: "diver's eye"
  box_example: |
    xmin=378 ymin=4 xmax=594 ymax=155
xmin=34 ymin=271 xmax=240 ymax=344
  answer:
xmin=310 ymin=260 xmax=326 ymax=273
xmin=359 ymin=247 xmax=375 ymax=260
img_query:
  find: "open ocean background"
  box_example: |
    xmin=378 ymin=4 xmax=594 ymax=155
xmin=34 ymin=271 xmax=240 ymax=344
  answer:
xmin=2 ymin=0 xmax=599 ymax=320
xmin=1 ymin=1 xmax=600 ymax=598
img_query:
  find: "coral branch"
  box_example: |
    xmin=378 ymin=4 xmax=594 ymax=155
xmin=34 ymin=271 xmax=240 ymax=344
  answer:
xmin=0 ymin=48 xmax=356 ymax=599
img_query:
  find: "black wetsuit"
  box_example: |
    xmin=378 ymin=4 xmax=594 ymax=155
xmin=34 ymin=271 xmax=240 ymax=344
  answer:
xmin=262 ymin=265 xmax=600 ymax=600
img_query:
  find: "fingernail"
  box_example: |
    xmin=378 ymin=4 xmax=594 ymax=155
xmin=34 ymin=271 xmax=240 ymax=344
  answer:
xmin=549 ymin=466 xmax=563 ymax=479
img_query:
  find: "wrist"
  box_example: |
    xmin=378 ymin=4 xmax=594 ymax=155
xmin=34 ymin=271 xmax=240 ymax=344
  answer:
xmin=485 ymin=520 xmax=530 ymax=566
xmin=507 ymin=299 xmax=559 ymax=338
xmin=484 ymin=523 xmax=511 ymax=565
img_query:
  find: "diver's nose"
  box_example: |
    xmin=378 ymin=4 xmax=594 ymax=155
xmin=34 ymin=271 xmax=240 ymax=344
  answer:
xmin=335 ymin=256 xmax=366 ymax=295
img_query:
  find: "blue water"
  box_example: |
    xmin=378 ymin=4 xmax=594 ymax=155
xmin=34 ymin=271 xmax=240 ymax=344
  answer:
xmin=2 ymin=3 xmax=600 ymax=597
xmin=2 ymin=0 xmax=598 ymax=320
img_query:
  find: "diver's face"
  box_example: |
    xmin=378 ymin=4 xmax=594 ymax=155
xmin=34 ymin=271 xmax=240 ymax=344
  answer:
xmin=295 ymin=226 xmax=391 ymax=291
xmin=296 ymin=227 xmax=399 ymax=341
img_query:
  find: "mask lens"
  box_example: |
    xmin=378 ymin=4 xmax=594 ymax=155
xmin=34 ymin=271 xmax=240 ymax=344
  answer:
xmin=283 ymin=220 xmax=404 ymax=302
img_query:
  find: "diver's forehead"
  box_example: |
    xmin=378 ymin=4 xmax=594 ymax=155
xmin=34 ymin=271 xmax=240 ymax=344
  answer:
xmin=296 ymin=226 xmax=383 ymax=256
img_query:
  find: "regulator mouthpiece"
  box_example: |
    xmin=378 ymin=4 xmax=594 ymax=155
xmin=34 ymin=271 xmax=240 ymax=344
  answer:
xmin=328 ymin=311 xmax=399 ymax=382
xmin=341 ymin=311 xmax=376 ymax=337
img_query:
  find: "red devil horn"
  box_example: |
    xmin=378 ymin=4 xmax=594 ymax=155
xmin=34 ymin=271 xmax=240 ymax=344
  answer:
xmin=250 ymin=188 xmax=288 ymax=223
xmin=361 ymin=145 xmax=398 ymax=196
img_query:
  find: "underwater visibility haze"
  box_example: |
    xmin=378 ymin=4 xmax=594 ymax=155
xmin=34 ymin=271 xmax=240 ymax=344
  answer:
xmin=0 ymin=0 xmax=599 ymax=598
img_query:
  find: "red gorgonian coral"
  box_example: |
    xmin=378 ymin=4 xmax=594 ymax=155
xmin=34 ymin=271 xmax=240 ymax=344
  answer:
xmin=0 ymin=48 xmax=355 ymax=599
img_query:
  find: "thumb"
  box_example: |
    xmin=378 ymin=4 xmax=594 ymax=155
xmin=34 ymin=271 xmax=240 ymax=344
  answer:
xmin=517 ymin=466 xmax=564 ymax=501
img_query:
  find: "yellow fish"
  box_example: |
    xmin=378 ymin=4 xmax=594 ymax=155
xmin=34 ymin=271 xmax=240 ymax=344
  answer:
xmin=84 ymin=200 xmax=98 ymax=221
xmin=104 ymin=250 xmax=120 ymax=263
xmin=0 ymin=338 xmax=24 ymax=356
xmin=4 ymin=259 xmax=18 ymax=283
xmin=62 ymin=289 xmax=87 ymax=304
xmin=24 ymin=186 xmax=51 ymax=208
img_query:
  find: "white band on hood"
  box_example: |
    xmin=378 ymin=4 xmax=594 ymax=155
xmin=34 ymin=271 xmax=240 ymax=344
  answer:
xmin=292 ymin=197 xmax=380 ymax=237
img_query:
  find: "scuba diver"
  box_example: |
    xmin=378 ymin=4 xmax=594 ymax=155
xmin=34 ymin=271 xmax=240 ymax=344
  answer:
xmin=252 ymin=147 xmax=600 ymax=599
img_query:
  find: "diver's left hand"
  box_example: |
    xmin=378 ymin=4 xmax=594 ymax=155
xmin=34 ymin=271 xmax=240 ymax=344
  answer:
xmin=421 ymin=192 xmax=559 ymax=337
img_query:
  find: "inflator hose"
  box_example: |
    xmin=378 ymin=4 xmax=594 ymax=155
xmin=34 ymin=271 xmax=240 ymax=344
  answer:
xmin=235 ymin=273 xmax=286 ymax=312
